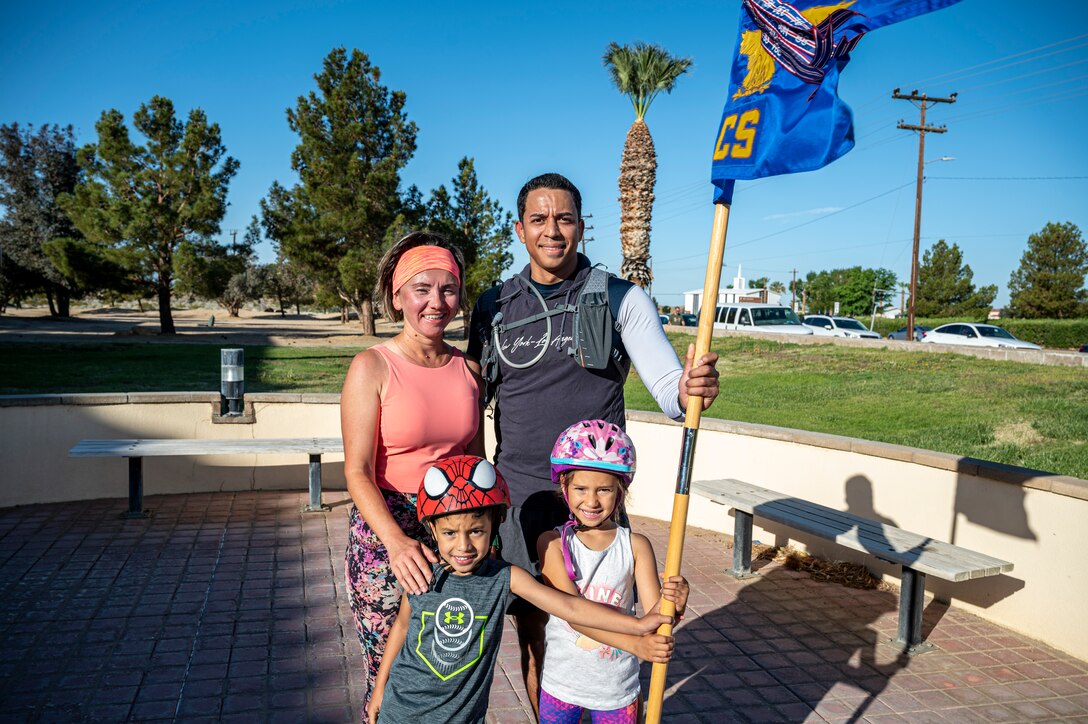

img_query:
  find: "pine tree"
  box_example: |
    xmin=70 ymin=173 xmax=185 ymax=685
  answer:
xmin=425 ymin=157 xmax=513 ymax=305
xmin=261 ymin=47 xmax=417 ymax=335
xmin=1008 ymin=222 xmax=1087 ymax=318
xmin=61 ymin=97 xmax=238 ymax=334
xmin=915 ymin=239 xmax=996 ymax=317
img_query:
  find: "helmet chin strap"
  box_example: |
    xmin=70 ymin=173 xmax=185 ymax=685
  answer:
xmin=559 ymin=483 xmax=625 ymax=581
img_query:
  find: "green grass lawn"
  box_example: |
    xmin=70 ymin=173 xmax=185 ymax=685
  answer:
xmin=4 ymin=337 xmax=1086 ymax=478
xmin=634 ymin=336 xmax=1088 ymax=479
xmin=0 ymin=343 xmax=358 ymax=394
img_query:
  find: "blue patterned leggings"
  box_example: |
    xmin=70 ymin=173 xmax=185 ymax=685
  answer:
xmin=539 ymin=688 xmax=640 ymax=723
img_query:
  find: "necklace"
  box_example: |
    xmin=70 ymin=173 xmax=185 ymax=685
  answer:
xmin=391 ymin=336 xmax=450 ymax=368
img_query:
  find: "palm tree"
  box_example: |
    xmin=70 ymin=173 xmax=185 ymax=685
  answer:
xmin=603 ymin=42 xmax=692 ymax=289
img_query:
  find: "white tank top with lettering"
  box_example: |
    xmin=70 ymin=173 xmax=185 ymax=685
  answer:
xmin=540 ymin=525 xmax=640 ymax=710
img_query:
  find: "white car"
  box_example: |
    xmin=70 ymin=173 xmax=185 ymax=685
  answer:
xmin=712 ymin=303 xmax=813 ymax=336
xmin=802 ymin=315 xmax=882 ymax=339
xmin=920 ymin=323 xmax=1042 ymax=350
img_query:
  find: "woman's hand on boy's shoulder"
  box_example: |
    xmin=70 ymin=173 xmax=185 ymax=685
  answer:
xmin=630 ymin=632 xmax=675 ymax=663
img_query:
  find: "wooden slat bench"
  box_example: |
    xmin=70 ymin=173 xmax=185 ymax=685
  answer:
xmin=69 ymin=438 xmax=344 ymax=518
xmin=693 ymin=477 xmax=1014 ymax=654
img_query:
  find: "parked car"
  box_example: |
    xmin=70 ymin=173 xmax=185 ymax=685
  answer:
xmin=659 ymin=314 xmax=670 ymax=326
xmin=887 ymin=325 xmax=932 ymax=341
xmin=1079 ymin=343 xmax=1088 ymax=353
xmin=802 ymin=314 xmax=882 ymax=339
xmin=680 ymin=313 xmax=698 ymax=327
xmin=920 ymin=323 xmax=1042 ymax=350
xmin=712 ymin=303 xmax=813 ymax=336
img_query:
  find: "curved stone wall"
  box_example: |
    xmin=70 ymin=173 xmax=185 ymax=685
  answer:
xmin=1 ymin=394 xmax=1085 ymax=661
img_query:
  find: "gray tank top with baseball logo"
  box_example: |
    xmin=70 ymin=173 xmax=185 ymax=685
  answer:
xmin=377 ymin=559 xmax=511 ymax=724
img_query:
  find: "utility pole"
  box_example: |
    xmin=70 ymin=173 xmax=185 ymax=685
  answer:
xmin=791 ymin=268 xmax=798 ymax=311
xmin=893 ymin=87 xmax=956 ymax=343
xmin=581 ymin=214 xmax=594 ymax=255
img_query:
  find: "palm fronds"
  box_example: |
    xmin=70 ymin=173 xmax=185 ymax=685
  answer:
xmin=603 ymin=42 xmax=692 ymax=121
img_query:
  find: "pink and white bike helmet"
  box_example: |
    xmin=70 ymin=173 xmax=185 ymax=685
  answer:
xmin=549 ymin=419 xmax=636 ymax=486
xmin=550 ymin=419 xmax=637 ymax=581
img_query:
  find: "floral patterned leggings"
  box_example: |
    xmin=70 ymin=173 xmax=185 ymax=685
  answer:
xmin=345 ymin=490 xmax=433 ymax=710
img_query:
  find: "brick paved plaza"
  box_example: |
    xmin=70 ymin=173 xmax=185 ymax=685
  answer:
xmin=1 ymin=491 xmax=1086 ymax=722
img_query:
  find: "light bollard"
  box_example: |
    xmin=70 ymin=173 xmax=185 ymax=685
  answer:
xmin=220 ymin=348 xmax=244 ymax=416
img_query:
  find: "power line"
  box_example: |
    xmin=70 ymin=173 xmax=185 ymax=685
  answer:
xmin=650 ymin=180 xmax=917 ymax=267
xmin=905 ymin=34 xmax=1088 ymax=87
xmin=947 ymin=71 xmax=1088 ymax=104
xmin=956 ymin=57 xmax=1088 ymax=94
xmin=728 ymin=181 xmax=917 ymax=251
xmin=589 ymin=177 xmax=774 ymax=229
xmin=849 ymin=32 xmax=1088 ymax=115
xmin=851 ymin=34 xmax=1088 ymax=141
xmin=930 ymin=175 xmax=1088 ymax=181
xmin=946 ymin=86 xmax=1088 ymax=125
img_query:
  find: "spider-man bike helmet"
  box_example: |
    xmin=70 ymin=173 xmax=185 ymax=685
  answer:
xmin=417 ymin=455 xmax=510 ymax=523
xmin=549 ymin=419 xmax=636 ymax=486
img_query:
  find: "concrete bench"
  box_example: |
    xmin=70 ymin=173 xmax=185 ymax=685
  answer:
xmin=693 ymin=478 xmax=1014 ymax=654
xmin=69 ymin=438 xmax=344 ymax=518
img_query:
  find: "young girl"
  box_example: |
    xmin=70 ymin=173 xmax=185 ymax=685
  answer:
xmin=367 ymin=454 xmax=675 ymax=724
xmin=536 ymin=419 xmax=689 ymax=723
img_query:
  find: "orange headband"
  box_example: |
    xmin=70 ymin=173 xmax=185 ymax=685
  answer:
xmin=392 ymin=246 xmax=461 ymax=293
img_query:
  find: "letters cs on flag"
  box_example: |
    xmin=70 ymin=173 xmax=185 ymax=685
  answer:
xmin=711 ymin=0 xmax=964 ymax=203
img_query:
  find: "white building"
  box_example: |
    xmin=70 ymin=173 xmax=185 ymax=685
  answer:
xmin=682 ymin=266 xmax=783 ymax=314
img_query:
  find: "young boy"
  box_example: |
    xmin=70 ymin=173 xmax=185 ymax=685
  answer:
xmin=367 ymin=455 xmax=675 ymax=724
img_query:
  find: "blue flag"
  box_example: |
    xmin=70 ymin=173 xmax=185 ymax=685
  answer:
xmin=711 ymin=0 xmax=963 ymax=203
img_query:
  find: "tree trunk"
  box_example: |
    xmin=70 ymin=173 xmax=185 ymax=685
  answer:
xmin=54 ymin=286 xmax=71 ymax=318
xmin=157 ymin=281 xmax=176 ymax=335
xmin=354 ymin=298 xmax=375 ymax=336
xmin=617 ymin=119 xmax=657 ymax=289
xmin=45 ymin=287 xmax=57 ymax=316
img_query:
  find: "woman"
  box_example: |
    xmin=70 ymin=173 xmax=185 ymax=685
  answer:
xmin=340 ymin=231 xmax=484 ymax=710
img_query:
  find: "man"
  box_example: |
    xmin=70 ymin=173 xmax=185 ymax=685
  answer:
xmin=668 ymin=305 xmax=684 ymax=325
xmin=467 ymin=172 xmax=720 ymax=711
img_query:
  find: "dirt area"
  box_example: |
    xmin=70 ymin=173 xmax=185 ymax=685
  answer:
xmin=0 ymin=306 xmax=471 ymax=350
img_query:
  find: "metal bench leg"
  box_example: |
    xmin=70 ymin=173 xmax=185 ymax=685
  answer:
xmin=892 ymin=568 xmax=935 ymax=654
xmin=303 ymin=454 xmax=331 ymax=513
xmin=122 ymin=457 xmax=151 ymax=519
xmin=729 ymin=510 xmax=757 ymax=579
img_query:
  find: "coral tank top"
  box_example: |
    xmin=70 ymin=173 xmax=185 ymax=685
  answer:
xmin=373 ymin=345 xmax=480 ymax=494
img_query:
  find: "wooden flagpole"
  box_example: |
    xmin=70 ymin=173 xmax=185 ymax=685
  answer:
xmin=645 ymin=200 xmax=732 ymax=723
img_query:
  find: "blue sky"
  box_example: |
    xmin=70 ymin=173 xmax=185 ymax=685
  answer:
xmin=3 ymin=0 xmax=1086 ymax=307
